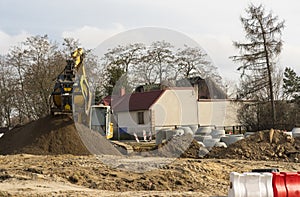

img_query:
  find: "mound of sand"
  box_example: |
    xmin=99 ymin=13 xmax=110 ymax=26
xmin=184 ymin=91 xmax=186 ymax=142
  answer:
xmin=207 ymin=130 xmax=300 ymax=162
xmin=0 ymin=115 xmax=121 ymax=156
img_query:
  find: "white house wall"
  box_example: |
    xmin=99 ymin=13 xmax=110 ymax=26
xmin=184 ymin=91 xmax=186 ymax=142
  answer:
xmin=115 ymin=91 xmax=243 ymax=135
xmin=151 ymin=89 xmax=198 ymax=127
xmin=116 ymin=110 xmax=152 ymax=136
xmin=224 ymin=101 xmax=241 ymax=126
xmin=197 ymin=101 xmax=214 ymax=126
xmin=197 ymin=100 xmax=241 ymax=127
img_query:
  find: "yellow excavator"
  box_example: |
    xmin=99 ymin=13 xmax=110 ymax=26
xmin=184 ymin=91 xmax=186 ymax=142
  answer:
xmin=50 ymin=48 xmax=90 ymax=116
xmin=49 ymin=49 xmax=113 ymax=139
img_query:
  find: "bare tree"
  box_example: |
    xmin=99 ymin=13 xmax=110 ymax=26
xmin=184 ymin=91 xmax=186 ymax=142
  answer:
xmin=146 ymin=41 xmax=174 ymax=83
xmin=62 ymin=37 xmax=81 ymax=57
xmin=100 ymin=41 xmax=223 ymax=95
xmin=175 ymin=45 xmax=209 ymax=78
xmin=7 ymin=45 xmax=33 ymax=123
xmin=223 ymin=78 xmax=238 ymax=99
xmin=23 ymin=35 xmax=65 ymax=118
xmin=5 ymin=35 xmax=65 ymax=123
xmin=0 ymin=35 xmax=103 ymax=125
xmin=104 ymin=43 xmax=144 ymax=73
xmin=0 ymin=56 xmax=15 ymax=127
xmin=231 ymin=4 xmax=285 ymax=127
xmin=134 ymin=55 xmax=158 ymax=84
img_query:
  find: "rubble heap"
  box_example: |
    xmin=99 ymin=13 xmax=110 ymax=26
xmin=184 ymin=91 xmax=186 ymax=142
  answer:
xmin=207 ymin=130 xmax=300 ymax=162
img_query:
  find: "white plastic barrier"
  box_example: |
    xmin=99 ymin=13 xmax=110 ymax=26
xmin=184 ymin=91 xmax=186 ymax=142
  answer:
xmin=228 ymin=172 xmax=273 ymax=197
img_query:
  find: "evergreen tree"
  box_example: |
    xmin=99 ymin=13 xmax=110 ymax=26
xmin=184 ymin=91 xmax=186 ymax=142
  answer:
xmin=231 ymin=4 xmax=285 ymax=127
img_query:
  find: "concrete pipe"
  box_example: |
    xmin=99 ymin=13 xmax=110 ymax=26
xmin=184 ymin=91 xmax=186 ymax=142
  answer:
xmin=166 ymin=129 xmax=176 ymax=141
xmin=175 ymin=128 xmax=185 ymax=136
xmin=211 ymin=129 xmax=226 ymax=138
xmin=156 ymin=129 xmax=167 ymax=145
xmin=189 ymin=125 xmax=198 ymax=133
xmin=244 ymin=132 xmax=255 ymax=138
xmin=179 ymin=127 xmax=193 ymax=136
xmin=292 ymin=128 xmax=300 ymax=138
xmin=194 ymin=135 xmax=212 ymax=142
xmin=227 ymin=134 xmax=244 ymax=145
xmin=195 ymin=127 xmax=212 ymax=135
xmin=214 ymin=141 xmax=227 ymax=148
xmin=203 ymin=138 xmax=220 ymax=148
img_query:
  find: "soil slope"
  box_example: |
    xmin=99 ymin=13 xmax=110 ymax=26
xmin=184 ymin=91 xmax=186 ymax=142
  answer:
xmin=0 ymin=115 xmax=121 ymax=156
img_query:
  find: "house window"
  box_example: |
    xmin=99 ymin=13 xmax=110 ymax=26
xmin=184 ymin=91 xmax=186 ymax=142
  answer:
xmin=137 ymin=112 xmax=145 ymax=125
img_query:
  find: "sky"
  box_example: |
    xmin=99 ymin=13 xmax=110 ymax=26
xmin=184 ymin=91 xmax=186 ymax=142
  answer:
xmin=1 ymin=0 xmax=300 ymax=81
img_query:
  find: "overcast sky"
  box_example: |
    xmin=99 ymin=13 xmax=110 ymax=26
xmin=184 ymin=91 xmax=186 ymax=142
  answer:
xmin=1 ymin=0 xmax=299 ymax=81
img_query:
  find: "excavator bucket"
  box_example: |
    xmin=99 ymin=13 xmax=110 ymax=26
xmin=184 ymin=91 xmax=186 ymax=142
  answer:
xmin=50 ymin=59 xmax=75 ymax=115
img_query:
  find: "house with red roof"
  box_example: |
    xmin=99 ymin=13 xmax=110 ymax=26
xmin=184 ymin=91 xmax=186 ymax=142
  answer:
xmin=110 ymin=88 xmax=198 ymax=137
xmin=100 ymin=78 xmax=243 ymax=138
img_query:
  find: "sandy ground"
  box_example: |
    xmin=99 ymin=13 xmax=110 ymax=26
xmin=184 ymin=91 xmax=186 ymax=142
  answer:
xmin=0 ymin=154 xmax=299 ymax=197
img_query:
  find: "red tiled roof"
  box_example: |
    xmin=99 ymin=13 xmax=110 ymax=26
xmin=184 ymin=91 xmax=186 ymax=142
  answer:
xmin=113 ymin=90 xmax=165 ymax=112
xmin=101 ymin=94 xmax=124 ymax=108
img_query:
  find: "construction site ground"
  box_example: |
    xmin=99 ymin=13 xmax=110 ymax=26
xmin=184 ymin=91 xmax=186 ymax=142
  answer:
xmin=1 ymin=154 xmax=300 ymax=197
xmin=1 ymin=115 xmax=300 ymax=196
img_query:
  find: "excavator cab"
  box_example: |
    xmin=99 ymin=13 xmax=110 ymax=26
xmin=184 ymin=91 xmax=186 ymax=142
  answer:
xmin=89 ymin=105 xmax=113 ymax=139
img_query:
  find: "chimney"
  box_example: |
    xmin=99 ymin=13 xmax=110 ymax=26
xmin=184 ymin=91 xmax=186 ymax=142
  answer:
xmin=120 ymin=87 xmax=125 ymax=97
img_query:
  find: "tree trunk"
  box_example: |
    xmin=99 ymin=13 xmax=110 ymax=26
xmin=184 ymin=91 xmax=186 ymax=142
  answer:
xmin=261 ymin=23 xmax=276 ymax=128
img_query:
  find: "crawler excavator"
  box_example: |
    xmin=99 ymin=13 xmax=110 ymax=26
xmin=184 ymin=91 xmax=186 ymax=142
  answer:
xmin=49 ymin=49 xmax=113 ymax=139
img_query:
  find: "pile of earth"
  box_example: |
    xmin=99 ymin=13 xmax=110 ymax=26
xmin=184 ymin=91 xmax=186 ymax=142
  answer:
xmin=157 ymin=134 xmax=202 ymax=159
xmin=130 ymin=134 xmax=202 ymax=159
xmin=0 ymin=115 xmax=121 ymax=156
xmin=207 ymin=130 xmax=300 ymax=162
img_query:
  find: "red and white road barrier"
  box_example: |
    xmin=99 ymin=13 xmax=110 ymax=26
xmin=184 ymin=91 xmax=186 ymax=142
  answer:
xmin=228 ymin=171 xmax=300 ymax=197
